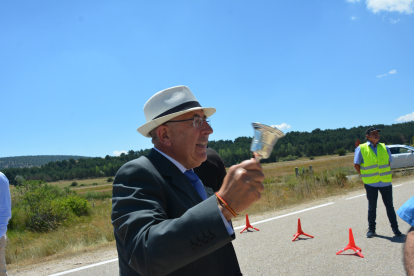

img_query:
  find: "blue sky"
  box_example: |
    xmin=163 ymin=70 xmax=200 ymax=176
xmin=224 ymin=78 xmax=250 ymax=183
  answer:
xmin=1 ymin=0 xmax=413 ymax=158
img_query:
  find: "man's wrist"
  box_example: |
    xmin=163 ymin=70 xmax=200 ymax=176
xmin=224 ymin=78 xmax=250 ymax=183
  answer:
xmin=217 ymin=200 xmax=234 ymax=221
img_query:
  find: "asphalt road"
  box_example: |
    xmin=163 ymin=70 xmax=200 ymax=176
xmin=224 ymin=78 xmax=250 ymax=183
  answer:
xmin=48 ymin=179 xmax=414 ymax=276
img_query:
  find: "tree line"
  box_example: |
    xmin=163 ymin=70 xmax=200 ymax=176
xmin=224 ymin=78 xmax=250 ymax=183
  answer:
xmin=0 ymin=155 xmax=88 ymax=169
xmin=2 ymin=121 xmax=413 ymax=185
xmin=209 ymin=122 xmax=414 ymax=167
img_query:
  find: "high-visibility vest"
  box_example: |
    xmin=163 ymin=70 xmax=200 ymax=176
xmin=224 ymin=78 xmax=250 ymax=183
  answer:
xmin=359 ymin=142 xmax=392 ymax=184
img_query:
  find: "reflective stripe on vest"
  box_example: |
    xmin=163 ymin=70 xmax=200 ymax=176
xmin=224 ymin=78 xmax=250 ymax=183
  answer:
xmin=360 ymin=143 xmax=392 ymax=184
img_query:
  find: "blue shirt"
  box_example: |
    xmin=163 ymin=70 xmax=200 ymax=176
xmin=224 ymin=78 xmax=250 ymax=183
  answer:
xmin=354 ymin=141 xmax=393 ymax=187
xmin=0 ymin=172 xmax=11 ymax=238
xmin=397 ymin=196 xmax=414 ymax=227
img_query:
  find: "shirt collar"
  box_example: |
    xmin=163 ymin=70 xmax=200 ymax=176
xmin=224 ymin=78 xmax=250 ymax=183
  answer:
xmin=367 ymin=141 xmax=377 ymax=148
xmin=153 ymin=147 xmax=187 ymax=173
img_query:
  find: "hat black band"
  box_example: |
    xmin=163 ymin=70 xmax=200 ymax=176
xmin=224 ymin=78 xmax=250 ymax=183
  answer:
xmin=153 ymin=101 xmax=201 ymax=120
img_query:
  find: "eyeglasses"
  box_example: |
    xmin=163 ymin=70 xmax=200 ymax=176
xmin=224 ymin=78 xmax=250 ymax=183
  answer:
xmin=165 ymin=117 xmax=211 ymax=128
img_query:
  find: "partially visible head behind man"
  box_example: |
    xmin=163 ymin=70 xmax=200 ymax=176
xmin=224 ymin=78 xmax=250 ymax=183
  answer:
xmin=137 ymin=86 xmax=215 ymax=169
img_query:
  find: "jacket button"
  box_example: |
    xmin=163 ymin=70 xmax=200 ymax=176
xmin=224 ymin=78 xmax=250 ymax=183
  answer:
xmin=209 ymin=235 xmax=216 ymax=242
xmin=192 ymin=245 xmax=198 ymax=250
xmin=197 ymin=242 xmax=204 ymax=248
xmin=203 ymin=238 xmax=210 ymax=245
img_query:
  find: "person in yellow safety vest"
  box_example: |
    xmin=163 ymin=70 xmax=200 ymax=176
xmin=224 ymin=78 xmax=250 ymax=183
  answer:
xmin=354 ymin=127 xmax=402 ymax=238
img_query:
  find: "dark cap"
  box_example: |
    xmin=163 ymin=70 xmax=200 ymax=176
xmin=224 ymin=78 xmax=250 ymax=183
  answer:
xmin=365 ymin=127 xmax=382 ymax=135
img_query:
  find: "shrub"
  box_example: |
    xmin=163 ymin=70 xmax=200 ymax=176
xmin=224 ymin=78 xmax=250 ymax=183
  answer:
xmin=8 ymin=208 xmax=28 ymax=231
xmin=70 ymin=181 xmax=78 ymax=187
xmin=84 ymin=191 xmax=112 ymax=201
xmin=309 ymin=156 xmax=314 ymax=160
xmin=14 ymin=175 xmax=24 ymax=186
xmin=335 ymin=171 xmax=347 ymax=187
xmin=93 ymin=183 xmax=98 ymax=186
xmin=280 ymin=155 xmax=299 ymax=162
xmin=60 ymin=195 xmax=90 ymax=216
xmin=11 ymin=180 xmax=89 ymax=232
xmin=107 ymin=177 xmax=113 ymax=183
xmin=80 ymin=184 xmax=86 ymax=186
xmin=337 ymin=149 xmax=346 ymax=156
xmin=27 ymin=199 xmax=69 ymax=232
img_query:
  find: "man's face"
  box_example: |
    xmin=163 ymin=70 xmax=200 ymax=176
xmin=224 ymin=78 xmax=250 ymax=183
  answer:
xmin=366 ymin=130 xmax=380 ymax=144
xmin=165 ymin=110 xmax=213 ymax=169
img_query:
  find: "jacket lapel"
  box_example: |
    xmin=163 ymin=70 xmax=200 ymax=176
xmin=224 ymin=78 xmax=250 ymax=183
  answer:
xmin=147 ymin=149 xmax=202 ymax=205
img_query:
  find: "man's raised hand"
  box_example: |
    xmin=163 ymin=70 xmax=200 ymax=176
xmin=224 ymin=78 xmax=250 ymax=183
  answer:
xmin=217 ymin=158 xmax=265 ymax=221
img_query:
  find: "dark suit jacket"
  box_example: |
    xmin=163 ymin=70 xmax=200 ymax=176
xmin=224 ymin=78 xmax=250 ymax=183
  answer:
xmin=194 ymin=148 xmax=226 ymax=192
xmin=111 ymin=149 xmax=241 ymax=276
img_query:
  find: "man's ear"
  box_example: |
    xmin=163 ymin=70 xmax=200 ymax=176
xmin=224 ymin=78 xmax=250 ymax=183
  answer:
xmin=157 ymin=125 xmax=172 ymax=146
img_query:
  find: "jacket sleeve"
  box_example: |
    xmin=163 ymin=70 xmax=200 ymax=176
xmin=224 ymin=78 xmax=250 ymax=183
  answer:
xmin=111 ymin=159 xmax=234 ymax=276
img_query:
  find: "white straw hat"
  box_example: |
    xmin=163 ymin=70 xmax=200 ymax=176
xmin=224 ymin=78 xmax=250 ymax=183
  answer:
xmin=137 ymin=85 xmax=216 ymax=137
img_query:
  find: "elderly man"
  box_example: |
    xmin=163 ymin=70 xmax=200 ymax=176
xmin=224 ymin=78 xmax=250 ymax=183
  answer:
xmin=112 ymin=86 xmax=264 ymax=276
xmin=354 ymin=127 xmax=402 ymax=238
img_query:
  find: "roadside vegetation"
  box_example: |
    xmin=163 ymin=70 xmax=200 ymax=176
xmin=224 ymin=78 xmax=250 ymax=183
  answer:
xmin=6 ymin=180 xmax=113 ymax=267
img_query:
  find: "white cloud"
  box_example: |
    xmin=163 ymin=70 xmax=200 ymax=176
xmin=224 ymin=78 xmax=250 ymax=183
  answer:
xmin=390 ymin=18 xmax=400 ymax=23
xmin=395 ymin=111 xmax=414 ymax=122
xmin=347 ymin=0 xmax=361 ymax=2
xmin=366 ymin=0 xmax=414 ymax=14
xmin=272 ymin=123 xmax=291 ymax=131
xmin=350 ymin=16 xmax=358 ymax=20
xmin=376 ymin=69 xmax=397 ymax=77
xmin=113 ymin=150 xmax=127 ymax=156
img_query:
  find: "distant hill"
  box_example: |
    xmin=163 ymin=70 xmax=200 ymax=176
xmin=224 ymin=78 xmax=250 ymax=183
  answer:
xmin=0 ymin=155 xmax=90 ymax=169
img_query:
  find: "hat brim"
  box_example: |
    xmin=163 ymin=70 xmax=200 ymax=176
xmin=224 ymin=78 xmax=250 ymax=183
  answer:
xmin=137 ymin=107 xmax=216 ymax=137
xmin=366 ymin=129 xmax=382 ymax=135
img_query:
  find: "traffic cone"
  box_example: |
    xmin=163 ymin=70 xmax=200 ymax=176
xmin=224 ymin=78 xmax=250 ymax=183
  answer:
xmin=240 ymin=214 xmax=259 ymax=233
xmin=336 ymin=228 xmax=364 ymax=258
xmin=292 ymin=218 xmax=314 ymax=241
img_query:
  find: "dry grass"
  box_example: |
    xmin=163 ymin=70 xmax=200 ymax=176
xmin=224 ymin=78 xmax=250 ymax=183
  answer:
xmin=243 ymin=167 xmax=361 ymax=217
xmin=261 ymin=153 xmax=354 ymax=179
xmin=9 ymin=177 xmax=112 ymax=194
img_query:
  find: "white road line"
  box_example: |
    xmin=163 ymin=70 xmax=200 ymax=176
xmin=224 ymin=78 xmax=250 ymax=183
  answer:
xmin=346 ymin=194 xmax=365 ymax=200
xmin=47 ymin=258 xmax=118 ymax=276
xmin=234 ymin=202 xmax=335 ymax=230
xmin=394 ymin=184 xmax=403 ymax=188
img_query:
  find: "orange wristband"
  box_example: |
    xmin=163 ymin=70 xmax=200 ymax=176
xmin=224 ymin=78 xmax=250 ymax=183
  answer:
xmin=215 ymin=193 xmax=237 ymax=217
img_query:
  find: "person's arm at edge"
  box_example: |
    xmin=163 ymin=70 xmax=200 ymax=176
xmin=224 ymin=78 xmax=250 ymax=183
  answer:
xmin=405 ymin=227 xmax=414 ymax=275
xmin=0 ymin=173 xmax=11 ymax=238
xmin=386 ymin=146 xmax=393 ymax=165
xmin=354 ymin=147 xmax=362 ymax=175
